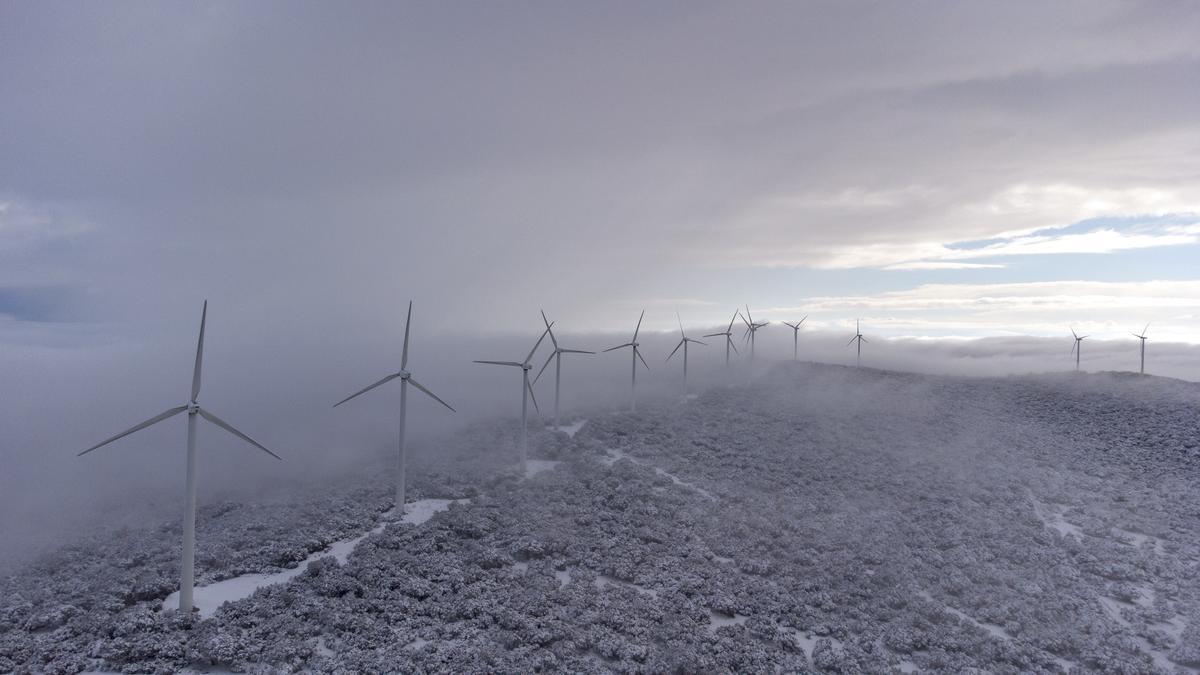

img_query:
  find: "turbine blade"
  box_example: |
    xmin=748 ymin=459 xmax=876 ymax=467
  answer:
xmin=1071 ymin=327 xmax=1078 ymax=339
xmin=846 ymin=335 xmax=857 ymax=346
xmin=677 ymin=312 xmax=684 ymax=336
xmin=401 ymin=300 xmax=413 ymax=370
xmin=740 ymin=312 xmax=752 ymax=329
xmin=800 ymin=316 xmax=807 ymax=325
xmin=1143 ymin=323 xmax=1150 ymax=337
xmin=692 ymin=338 xmax=708 ymax=346
xmin=728 ymin=310 xmax=739 ymax=332
xmin=861 ymin=337 xmax=869 ymax=343
xmin=633 ymin=310 xmax=645 ymax=342
xmin=525 ymin=323 xmax=553 ymax=365
xmin=636 ymin=347 xmax=650 ymax=370
xmin=702 ymin=332 xmax=725 ymax=338
xmin=666 ymin=339 xmax=683 ymax=362
xmin=526 ymin=378 xmax=540 ymax=414
xmin=198 ymin=408 xmax=281 ymax=460
xmin=79 ymin=406 xmax=189 ymax=456
xmin=728 ymin=336 xmax=739 ymax=354
xmin=533 ymin=351 xmax=555 ymax=384
xmin=191 ymin=301 xmax=207 ymax=402
xmin=1070 ymin=341 xmax=1077 ymax=355
xmin=602 ymin=343 xmax=632 ymax=353
xmin=333 ymin=372 xmax=401 ymax=407
xmin=745 ymin=305 xmax=753 ymax=324
xmin=407 ymin=377 xmax=456 ymax=412
xmin=474 ymin=360 xmax=524 ymax=367
xmin=561 ymin=348 xmax=594 ymax=354
xmin=541 ymin=309 xmax=558 ymax=349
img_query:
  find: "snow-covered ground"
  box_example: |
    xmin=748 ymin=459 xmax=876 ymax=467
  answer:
xmin=4 ymin=363 xmax=1200 ymax=673
xmin=159 ymin=498 xmax=469 ymax=618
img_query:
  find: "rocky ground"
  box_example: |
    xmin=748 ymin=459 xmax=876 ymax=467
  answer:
xmin=2 ymin=362 xmax=1199 ymax=674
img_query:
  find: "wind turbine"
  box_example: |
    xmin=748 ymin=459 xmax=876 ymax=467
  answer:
xmin=666 ymin=313 xmax=707 ymax=395
xmin=741 ymin=305 xmax=768 ymax=361
xmin=603 ymin=310 xmax=650 ymax=412
xmin=533 ymin=310 xmax=594 ymax=428
xmin=782 ymin=316 xmax=808 ymax=361
xmin=78 ymin=301 xmax=280 ymax=614
xmin=1132 ymin=324 xmax=1150 ymax=375
xmin=475 ymin=323 xmax=552 ymax=470
xmin=703 ymin=310 xmax=741 ymax=368
xmin=847 ymin=319 xmax=868 ymax=367
xmin=1070 ymin=327 xmax=1087 ymax=372
xmin=333 ymin=301 xmax=455 ymax=516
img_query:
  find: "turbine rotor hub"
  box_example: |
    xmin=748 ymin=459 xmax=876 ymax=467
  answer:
xmin=399 ymin=370 xmax=411 ymax=379
xmin=186 ymin=403 xmax=200 ymax=414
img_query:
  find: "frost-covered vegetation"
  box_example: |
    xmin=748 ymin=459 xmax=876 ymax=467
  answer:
xmin=2 ymin=363 xmax=1199 ymax=673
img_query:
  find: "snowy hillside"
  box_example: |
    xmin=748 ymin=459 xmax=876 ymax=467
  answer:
xmin=3 ymin=363 xmax=1200 ymax=673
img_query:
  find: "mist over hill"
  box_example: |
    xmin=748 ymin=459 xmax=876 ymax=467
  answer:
xmin=2 ymin=363 xmax=1198 ymax=673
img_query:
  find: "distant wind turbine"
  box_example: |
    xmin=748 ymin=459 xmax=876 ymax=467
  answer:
xmin=603 ymin=310 xmax=650 ymax=411
xmin=1070 ymin=327 xmax=1087 ymax=372
xmin=334 ymin=301 xmax=455 ymax=516
xmin=847 ymin=319 xmax=868 ymax=367
xmin=782 ymin=316 xmax=808 ymax=361
xmin=475 ymin=323 xmax=552 ymax=470
xmin=666 ymin=313 xmax=707 ymax=395
xmin=1132 ymin=324 xmax=1150 ymax=375
xmin=741 ymin=305 xmax=768 ymax=361
xmin=78 ymin=301 xmax=280 ymax=614
xmin=703 ymin=310 xmax=741 ymax=368
xmin=533 ymin=310 xmax=594 ymax=428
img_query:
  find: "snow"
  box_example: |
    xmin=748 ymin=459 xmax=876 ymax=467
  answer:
xmin=554 ymin=418 xmax=587 ymax=437
xmin=705 ymin=609 xmax=747 ymax=633
xmin=600 ymin=447 xmax=716 ymax=500
xmin=161 ymin=498 xmax=468 ymax=618
xmin=15 ymin=365 xmax=1200 ymax=673
xmin=523 ymin=459 xmax=561 ymax=479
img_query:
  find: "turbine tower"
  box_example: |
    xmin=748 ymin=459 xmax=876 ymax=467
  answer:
xmin=703 ymin=310 xmax=741 ymax=368
xmin=1070 ymin=327 xmax=1087 ymax=372
xmin=666 ymin=313 xmax=707 ymax=395
xmin=603 ymin=310 xmax=650 ymax=411
xmin=740 ymin=306 xmax=768 ymax=361
xmin=847 ymin=319 xmax=868 ymax=367
xmin=1132 ymin=324 xmax=1149 ymax=375
xmin=475 ymin=323 xmax=552 ymax=470
xmin=333 ymin=301 xmax=455 ymax=516
xmin=533 ymin=310 xmax=594 ymax=427
xmin=78 ymin=301 xmax=281 ymax=614
xmin=782 ymin=316 xmax=808 ymax=361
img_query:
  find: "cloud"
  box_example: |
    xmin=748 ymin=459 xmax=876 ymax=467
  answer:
xmin=884 ymin=262 xmax=1006 ymax=271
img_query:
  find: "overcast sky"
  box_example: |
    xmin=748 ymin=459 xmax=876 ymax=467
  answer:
xmin=3 ymin=1 xmax=1200 ymax=343
xmin=4 ymin=0 xmax=1200 ymax=565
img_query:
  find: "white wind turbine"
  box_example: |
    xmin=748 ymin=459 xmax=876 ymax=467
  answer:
xmin=1132 ymin=324 xmax=1150 ymax=375
xmin=533 ymin=310 xmax=594 ymax=428
xmin=702 ymin=310 xmax=741 ymax=368
xmin=666 ymin=313 xmax=707 ymax=395
xmin=603 ymin=310 xmax=650 ymax=412
xmin=1070 ymin=327 xmax=1088 ymax=372
xmin=333 ymin=301 xmax=455 ymax=516
xmin=782 ymin=316 xmax=808 ymax=361
xmin=741 ymin=305 xmax=769 ymax=361
xmin=847 ymin=319 xmax=868 ymax=367
xmin=78 ymin=301 xmax=280 ymax=614
xmin=475 ymin=323 xmax=552 ymax=470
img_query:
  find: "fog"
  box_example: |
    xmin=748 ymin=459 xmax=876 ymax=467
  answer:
xmin=3 ymin=304 xmax=1197 ymax=571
